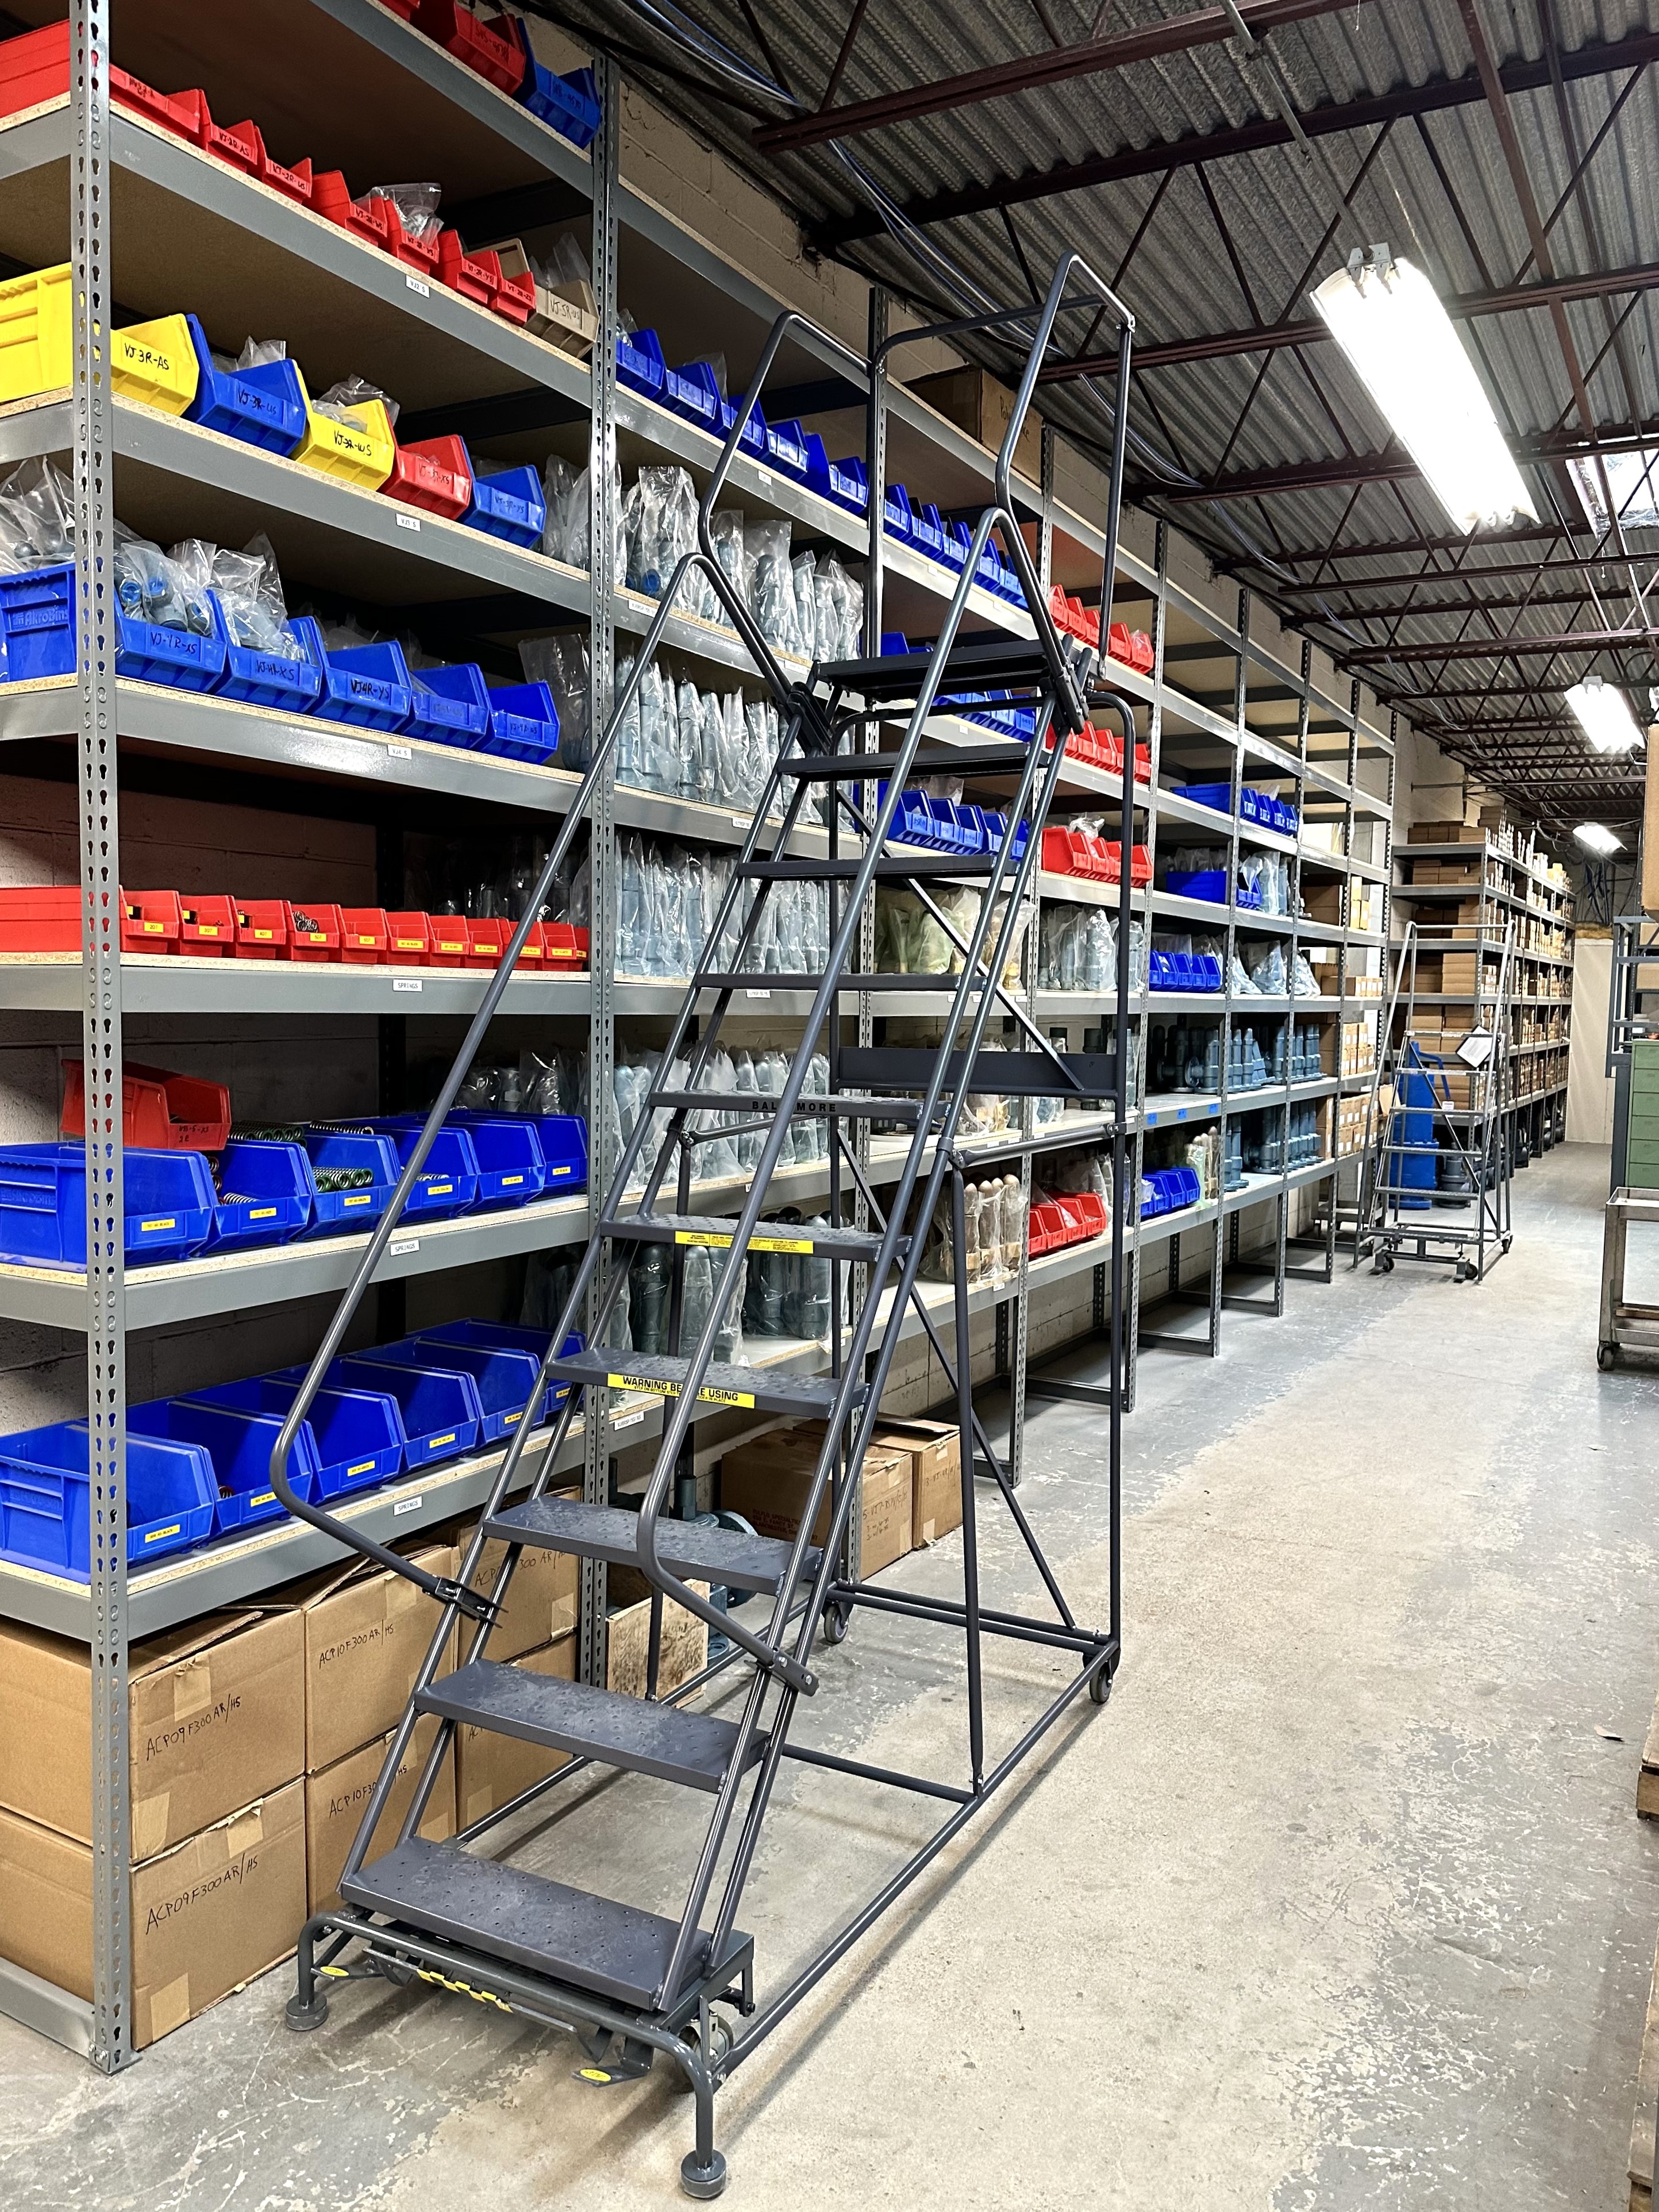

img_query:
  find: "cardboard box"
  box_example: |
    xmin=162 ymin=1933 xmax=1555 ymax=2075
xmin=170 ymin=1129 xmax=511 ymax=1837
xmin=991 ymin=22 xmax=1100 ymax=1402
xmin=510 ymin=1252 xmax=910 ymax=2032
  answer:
xmin=909 ymin=364 xmax=1042 ymax=484
xmin=875 ymin=1419 xmax=962 ymax=1548
xmin=721 ymin=1425 xmax=913 ymax=1578
xmin=292 ymin=1544 xmax=457 ymax=1773
xmin=482 ymin=238 xmax=597 ymax=357
xmin=1302 ymin=880 xmax=1345 ymax=926
xmin=606 ymin=1582 xmax=709 ymax=1701
xmin=455 ymin=1494 xmax=579 ymax=1660
xmin=0 ymin=1782 xmax=305 ymax=2047
xmin=305 ymin=1715 xmax=454 ymax=1913
xmin=0 ymin=1610 xmax=303 ymax=1858
xmin=1407 ymin=821 xmax=1470 ymax=845
xmin=454 ymin=1634 xmax=576 ymax=1830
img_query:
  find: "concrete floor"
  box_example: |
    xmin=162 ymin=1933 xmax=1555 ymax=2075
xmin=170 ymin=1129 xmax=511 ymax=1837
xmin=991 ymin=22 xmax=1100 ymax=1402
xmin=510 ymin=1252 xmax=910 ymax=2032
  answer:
xmin=3 ymin=1140 xmax=1657 ymax=2209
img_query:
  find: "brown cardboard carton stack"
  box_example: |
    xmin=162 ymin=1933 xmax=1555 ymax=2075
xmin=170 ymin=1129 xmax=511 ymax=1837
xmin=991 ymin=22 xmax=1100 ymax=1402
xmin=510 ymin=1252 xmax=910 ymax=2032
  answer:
xmin=0 ymin=1609 xmax=307 ymax=2046
xmin=908 ymin=364 xmax=1043 ymax=483
xmin=606 ymin=1575 xmax=710 ymax=1701
xmin=455 ymin=1632 xmax=578 ymax=1829
xmin=292 ymin=1544 xmax=460 ymax=1913
xmin=444 ymin=1511 xmax=584 ymax=1826
xmin=721 ymin=1421 xmax=913 ymax=1575
xmin=875 ymin=1419 xmax=963 ymax=1548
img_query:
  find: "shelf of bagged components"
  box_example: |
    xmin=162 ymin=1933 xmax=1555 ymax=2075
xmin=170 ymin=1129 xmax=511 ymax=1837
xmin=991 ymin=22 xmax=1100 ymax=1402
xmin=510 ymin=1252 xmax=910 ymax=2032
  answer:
xmin=1139 ymin=1077 xmax=1341 ymax=1129
xmin=0 ymin=953 xmax=606 ymax=1015
xmin=0 ymin=101 xmax=592 ymax=422
xmin=1134 ymin=991 xmax=1381 ymax=1017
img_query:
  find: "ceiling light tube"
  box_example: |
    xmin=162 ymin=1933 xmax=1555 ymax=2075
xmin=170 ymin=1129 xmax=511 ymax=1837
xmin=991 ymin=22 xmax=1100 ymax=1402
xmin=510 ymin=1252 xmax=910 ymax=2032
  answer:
xmin=1565 ymin=675 xmax=1644 ymax=755
xmin=1573 ymin=822 xmax=1623 ymax=855
xmin=1311 ymin=249 xmax=1537 ymax=534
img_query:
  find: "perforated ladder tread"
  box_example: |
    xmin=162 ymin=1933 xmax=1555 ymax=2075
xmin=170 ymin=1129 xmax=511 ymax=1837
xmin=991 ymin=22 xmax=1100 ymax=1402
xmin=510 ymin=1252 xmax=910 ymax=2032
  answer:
xmin=487 ymin=1495 xmax=819 ymax=1595
xmin=602 ymin=1212 xmax=894 ymax=1261
xmin=647 ymin=1088 xmax=921 ymax=1124
xmin=776 ymin=744 xmax=1030 ymax=780
xmin=817 ymin=638 xmax=1057 ymax=697
xmin=340 ymin=1837 xmax=752 ymax=2010
xmin=551 ymin=1345 xmax=864 ymax=1415
xmin=417 ymin=1661 xmax=759 ymax=1791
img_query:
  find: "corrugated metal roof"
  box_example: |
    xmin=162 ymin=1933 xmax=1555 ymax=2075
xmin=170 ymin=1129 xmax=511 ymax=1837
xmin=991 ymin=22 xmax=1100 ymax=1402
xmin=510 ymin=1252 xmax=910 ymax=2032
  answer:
xmin=556 ymin=0 xmax=1659 ymax=821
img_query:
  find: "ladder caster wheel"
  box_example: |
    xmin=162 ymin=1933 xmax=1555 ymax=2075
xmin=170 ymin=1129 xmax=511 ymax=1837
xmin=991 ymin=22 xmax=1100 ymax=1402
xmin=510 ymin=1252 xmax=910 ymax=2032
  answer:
xmin=822 ymin=1601 xmax=852 ymax=1647
xmin=1088 ymin=1657 xmax=1113 ymax=1705
xmin=285 ymin=1991 xmax=329 ymax=2032
xmin=1599 ymin=1342 xmax=1618 ymax=1371
xmin=1372 ymin=1252 xmax=1394 ymax=1275
xmin=673 ymin=2011 xmax=735 ymax=2084
xmin=680 ymin=2151 xmax=729 ymax=2201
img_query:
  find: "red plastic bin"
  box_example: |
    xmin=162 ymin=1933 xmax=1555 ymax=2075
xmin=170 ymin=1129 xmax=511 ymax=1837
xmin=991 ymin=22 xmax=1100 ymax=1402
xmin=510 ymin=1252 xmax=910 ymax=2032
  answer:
xmin=311 ymin=171 xmax=395 ymax=251
xmin=413 ymin=1 xmax=527 ymax=93
xmin=0 ymin=886 xmax=79 ymax=955
xmin=0 ymin=26 xmax=194 ymax=137
xmin=233 ymin=899 xmax=288 ymax=959
xmin=428 ymin=915 xmax=470 ymax=968
xmin=384 ymin=911 xmax=434 ymax=965
xmin=259 ymin=146 xmax=314 ymax=205
xmin=541 ymin=924 xmax=589 ymax=970
xmin=478 ymin=249 xmax=534 ymax=324
xmin=173 ymin=90 xmax=261 ymax=174
xmin=179 ymin=894 xmax=236 ymax=956
xmin=61 ymin=1060 xmax=231 ymax=1152
xmin=338 ymin=907 xmax=390 ymax=965
xmin=385 ymin=436 xmax=473 ymax=520
xmin=1070 ymin=1192 xmax=1108 ymax=1242
xmin=436 ymin=229 xmax=494 ymax=304
xmin=122 ymin=889 xmax=182 ymax=954
xmin=286 ymin=901 xmax=344 ymax=963
xmin=462 ymin=918 xmax=509 ymax=971
xmin=374 ymin=198 xmax=444 ymax=279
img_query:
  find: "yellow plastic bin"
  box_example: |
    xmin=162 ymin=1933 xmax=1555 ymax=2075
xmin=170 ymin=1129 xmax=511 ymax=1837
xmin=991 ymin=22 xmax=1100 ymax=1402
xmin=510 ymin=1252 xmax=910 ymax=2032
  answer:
xmin=290 ymin=369 xmax=396 ymax=490
xmin=0 ymin=264 xmax=198 ymax=413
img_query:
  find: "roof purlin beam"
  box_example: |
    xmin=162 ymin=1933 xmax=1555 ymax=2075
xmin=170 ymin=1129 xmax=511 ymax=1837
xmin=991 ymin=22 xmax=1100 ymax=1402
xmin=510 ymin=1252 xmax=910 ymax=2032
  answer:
xmin=753 ymin=0 xmax=1367 ymax=153
xmin=1157 ymin=418 xmax=1659 ymax=501
xmin=1040 ymin=257 xmax=1659 ymax=382
xmin=810 ymin=29 xmax=1659 ymax=247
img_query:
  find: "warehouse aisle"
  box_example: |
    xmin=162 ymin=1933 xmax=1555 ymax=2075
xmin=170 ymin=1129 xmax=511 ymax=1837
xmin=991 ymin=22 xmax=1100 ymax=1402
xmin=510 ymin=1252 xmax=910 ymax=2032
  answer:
xmin=2 ymin=1141 xmax=1654 ymax=2211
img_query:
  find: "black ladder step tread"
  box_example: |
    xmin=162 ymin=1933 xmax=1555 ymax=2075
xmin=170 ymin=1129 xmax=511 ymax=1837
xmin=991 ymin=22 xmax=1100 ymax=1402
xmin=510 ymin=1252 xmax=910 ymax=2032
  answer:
xmin=817 ymin=640 xmax=1055 ymax=698
xmin=417 ymin=1661 xmax=759 ymax=1791
xmin=488 ymin=1494 xmax=820 ymax=1596
xmin=741 ymin=856 xmax=1003 ymax=879
xmin=694 ymin=972 xmax=998 ymax=995
xmin=551 ymin=1347 xmax=863 ymax=1414
xmin=777 ymin=744 xmax=1030 ymax=780
xmin=341 ymin=1837 xmax=750 ymax=2011
xmin=648 ymin=1087 xmax=921 ymax=1124
xmin=840 ymin=1046 xmax=1121 ymax=1098
xmin=601 ymin=1212 xmax=894 ymax=1260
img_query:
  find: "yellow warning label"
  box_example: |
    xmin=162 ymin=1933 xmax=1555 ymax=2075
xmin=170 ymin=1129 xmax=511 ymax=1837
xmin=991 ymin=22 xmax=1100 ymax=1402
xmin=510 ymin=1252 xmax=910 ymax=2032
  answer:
xmin=607 ymin=1373 xmax=756 ymax=1409
xmin=673 ymin=1228 xmax=812 ymax=1255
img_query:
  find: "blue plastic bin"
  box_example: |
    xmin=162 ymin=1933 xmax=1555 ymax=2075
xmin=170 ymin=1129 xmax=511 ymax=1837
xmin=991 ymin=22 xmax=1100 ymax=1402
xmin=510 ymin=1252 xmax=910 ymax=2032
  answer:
xmin=1167 ymin=868 xmax=1231 ymax=905
xmin=362 ymin=1122 xmax=480 ymax=1218
xmin=406 ymin=660 xmax=491 ymax=749
xmin=127 ymin=1394 xmax=317 ymax=1535
xmin=483 ymin=680 xmax=559 ymax=763
xmin=1175 ymin=783 xmax=1234 ymax=817
xmin=518 ymin=58 xmax=601 ymax=147
xmin=0 ymin=563 xmax=74 ymax=683
xmin=294 ymin=621 xmax=414 ymax=732
xmin=525 ymin=1112 xmax=588 ymax=1189
xmin=464 ymin=463 xmax=546 ymax=548
xmin=883 ymin=483 xmax=916 ymax=545
xmin=664 ymin=357 xmax=720 ymax=430
xmin=0 ymin=1142 xmax=214 ymax=1268
xmin=304 ymin=1353 xmax=483 ymax=1468
xmin=1271 ymin=797 xmax=1300 ymax=835
xmin=181 ymin=316 xmax=306 ymax=453
xmin=717 ymin=394 xmax=767 ymax=459
xmin=764 ymin=419 xmax=809 ymax=479
xmin=417 ymin=1321 xmax=584 ymax=1422
xmin=375 ymin=1334 xmax=540 ymax=1444
xmin=208 ymin=1140 xmax=313 ymax=1252
xmin=929 ymin=509 xmax=967 ymax=572
xmin=208 ymin=593 xmax=323 ymax=713
xmin=118 ymin=606 xmax=227 ymax=691
xmin=0 ymin=1419 xmax=215 ymax=1571
xmin=295 ymin=1129 xmax=401 ymax=1237
xmin=386 ymin=1113 xmax=544 ymax=1209
xmin=188 ymin=1375 xmax=403 ymax=1498
xmin=802 ymin=435 xmax=867 ymax=513
xmin=616 ymin=326 xmax=667 ymax=401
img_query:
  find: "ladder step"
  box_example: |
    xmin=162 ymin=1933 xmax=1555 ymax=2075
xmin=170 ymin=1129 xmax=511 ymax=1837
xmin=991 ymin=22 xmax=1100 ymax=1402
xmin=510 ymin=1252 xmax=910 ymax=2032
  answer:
xmin=777 ymin=743 xmax=1031 ymax=781
xmin=741 ymin=856 xmax=1002 ymax=880
xmin=648 ymin=1087 xmax=921 ymax=1124
xmin=818 ymin=638 xmax=1057 ymax=699
xmin=694 ymin=972 xmax=995 ymax=995
xmin=550 ymin=1345 xmax=863 ymax=1417
xmin=417 ymin=1661 xmax=759 ymax=1792
xmin=840 ymin=1046 xmax=1121 ymax=1098
xmin=488 ymin=1495 xmax=819 ymax=1595
xmin=341 ymin=1836 xmax=752 ymax=2011
xmin=602 ymin=1212 xmax=894 ymax=1261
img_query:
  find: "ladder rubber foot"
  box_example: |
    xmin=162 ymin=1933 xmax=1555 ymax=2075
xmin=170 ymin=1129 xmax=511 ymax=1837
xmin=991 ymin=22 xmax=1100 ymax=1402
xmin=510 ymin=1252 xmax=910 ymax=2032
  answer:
xmin=680 ymin=2151 xmax=729 ymax=2199
xmin=285 ymin=1991 xmax=330 ymax=2032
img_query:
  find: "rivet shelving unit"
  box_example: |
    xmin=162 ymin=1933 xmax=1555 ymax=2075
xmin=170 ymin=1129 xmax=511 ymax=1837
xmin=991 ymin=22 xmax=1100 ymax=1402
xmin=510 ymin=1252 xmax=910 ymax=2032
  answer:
xmin=1388 ymin=833 xmax=1575 ymax=1169
xmin=0 ymin=0 xmax=1389 ymax=2064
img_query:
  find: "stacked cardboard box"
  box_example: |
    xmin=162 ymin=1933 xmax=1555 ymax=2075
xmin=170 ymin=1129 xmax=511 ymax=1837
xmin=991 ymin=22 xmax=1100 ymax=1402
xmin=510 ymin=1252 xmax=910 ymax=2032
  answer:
xmin=0 ymin=1609 xmax=307 ymax=2046
xmin=875 ymin=1419 xmax=963 ymax=1548
xmin=446 ymin=1511 xmax=580 ymax=1827
xmin=722 ymin=1422 xmax=913 ymax=1575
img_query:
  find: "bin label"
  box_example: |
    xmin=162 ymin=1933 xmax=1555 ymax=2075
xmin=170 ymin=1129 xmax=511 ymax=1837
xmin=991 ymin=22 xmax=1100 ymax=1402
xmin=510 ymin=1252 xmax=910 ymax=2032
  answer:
xmin=406 ymin=274 xmax=430 ymax=298
xmin=249 ymin=1206 xmax=276 ymax=1220
xmin=396 ymin=514 xmax=421 ymax=533
xmin=549 ymin=1165 xmax=571 ymax=1176
xmin=251 ymin=1492 xmax=275 ymax=1509
xmin=430 ymin=1433 xmax=457 ymax=1451
xmin=195 ymin=925 xmax=220 ymax=937
xmin=389 ymin=1236 xmax=418 ymax=1253
xmin=347 ymin=1460 xmax=376 ymax=1478
xmin=394 ymin=1496 xmax=424 ymax=1517
xmin=501 ymin=1175 xmax=524 ymax=1186
xmin=143 ymin=1523 xmax=182 ymax=1544
xmin=425 ymin=1183 xmax=453 ymax=1198
xmin=139 ymin=1217 xmax=176 ymax=1232
xmin=343 ymin=1192 xmax=372 ymax=1206
xmin=392 ymin=979 xmax=422 ymax=992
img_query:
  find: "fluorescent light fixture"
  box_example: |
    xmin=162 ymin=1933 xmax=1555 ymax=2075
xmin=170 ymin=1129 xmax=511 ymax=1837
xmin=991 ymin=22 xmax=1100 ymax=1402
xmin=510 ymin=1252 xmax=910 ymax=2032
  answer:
xmin=1573 ymin=822 xmax=1623 ymax=856
xmin=1569 ymin=447 xmax=1659 ymax=533
xmin=1311 ymin=249 xmax=1537 ymax=533
xmin=1565 ymin=675 xmax=1644 ymax=755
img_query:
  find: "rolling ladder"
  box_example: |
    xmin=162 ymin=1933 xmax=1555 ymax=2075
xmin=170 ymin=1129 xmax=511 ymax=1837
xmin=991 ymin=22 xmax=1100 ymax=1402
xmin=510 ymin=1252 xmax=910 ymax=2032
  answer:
xmin=274 ymin=255 xmax=1137 ymax=2197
